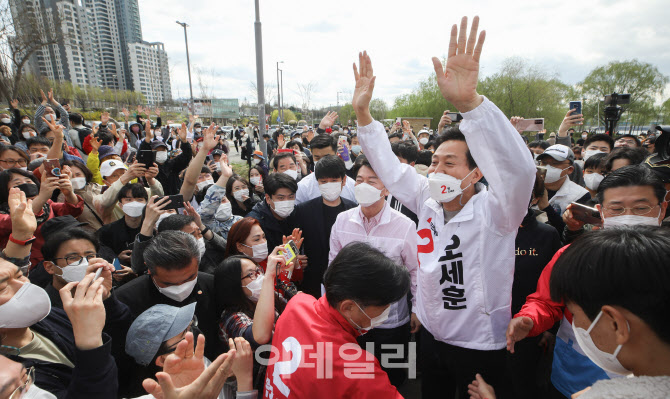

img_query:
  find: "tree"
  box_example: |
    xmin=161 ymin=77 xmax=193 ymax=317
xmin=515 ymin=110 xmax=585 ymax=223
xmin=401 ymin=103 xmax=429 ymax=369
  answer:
xmin=269 ymin=109 xmax=298 ymax=126
xmin=579 ymin=60 xmax=668 ymax=127
xmin=249 ymin=80 xmax=276 ymax=106
xmin=369 ymin=98 xmax=388 ymax=121
xmin=338 ymin=104 xmax=356 ymax=125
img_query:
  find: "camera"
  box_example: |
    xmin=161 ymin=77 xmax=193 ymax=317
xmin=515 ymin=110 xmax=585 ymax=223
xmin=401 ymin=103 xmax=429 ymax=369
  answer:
xmin=604 ymin=93 xmax=630 ymax=106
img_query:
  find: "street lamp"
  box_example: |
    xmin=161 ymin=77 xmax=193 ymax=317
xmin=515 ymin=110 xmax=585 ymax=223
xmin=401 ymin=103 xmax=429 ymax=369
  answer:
xmin=176 ymin=21 xmax=195 ymax=118
xmin=277 ymin=61 xmax=283 ymax=126
xmin=337 ymin=91 xmax=344 ymax=107
xmin=112 ymin=74 xmax=119 ymax=115
xmin=253 ymin=0 xmax=268 ymax=158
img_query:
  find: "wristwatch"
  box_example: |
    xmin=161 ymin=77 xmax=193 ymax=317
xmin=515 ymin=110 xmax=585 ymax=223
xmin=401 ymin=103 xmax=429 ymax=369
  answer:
xmin=8 ymin=234 xmax=37 ymax=246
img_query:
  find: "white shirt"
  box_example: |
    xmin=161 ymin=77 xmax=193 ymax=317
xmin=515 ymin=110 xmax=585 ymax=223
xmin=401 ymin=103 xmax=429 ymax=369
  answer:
xmin=358 ymin=97 xmax=536 ymax=350
xmin=295 ymin=173 xmax=357 ymax=205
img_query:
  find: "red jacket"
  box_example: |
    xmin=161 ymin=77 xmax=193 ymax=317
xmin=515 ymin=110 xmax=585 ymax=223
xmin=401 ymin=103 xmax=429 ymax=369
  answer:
xmin=263 ymin=294 xmax=403 ymax=399
xmin=514 ymin=245 xmax=571 ymax=337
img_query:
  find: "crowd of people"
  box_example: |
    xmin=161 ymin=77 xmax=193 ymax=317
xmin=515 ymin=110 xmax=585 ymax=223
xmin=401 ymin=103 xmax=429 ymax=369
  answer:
xmin=0 ymin=15 xmax=669 ymax=399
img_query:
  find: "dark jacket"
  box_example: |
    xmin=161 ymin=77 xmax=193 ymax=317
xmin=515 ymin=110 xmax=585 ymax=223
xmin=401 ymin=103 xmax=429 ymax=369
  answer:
xmin=288 ymin=196 xmax=357 ymax=297
xmin=3 ymin=108 xmax=22 ymax=143
xmin=231 ymin=194 xmax=261 ymax=217
xmin=8 ymin=307 xmax=121 ymax=399
xmin=139 ymin=138 xmax=192 ymax=195
xmin=247 ymin=200 xmax=293 ymax=251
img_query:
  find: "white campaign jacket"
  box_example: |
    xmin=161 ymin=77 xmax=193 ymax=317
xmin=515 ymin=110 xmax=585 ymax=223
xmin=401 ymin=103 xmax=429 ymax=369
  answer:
xmin=358 ymin=97 xmax=536 ymax=350
xmin=548 ymin=178 xmax=589 ymax=216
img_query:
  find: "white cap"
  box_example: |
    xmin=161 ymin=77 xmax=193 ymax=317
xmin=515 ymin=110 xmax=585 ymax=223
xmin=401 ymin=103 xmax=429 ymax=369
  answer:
xmin=100 ymin=159 xmax=127 ymax=178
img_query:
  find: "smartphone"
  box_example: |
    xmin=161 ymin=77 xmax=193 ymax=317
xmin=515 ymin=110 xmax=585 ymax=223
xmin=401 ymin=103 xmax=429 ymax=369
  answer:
xmin=112 ymin=258 xmax=123 ymax=271
xmin=155 ymin=194 xmax=185 ymax=210
xmin=446 ymin=112 xmax=463 ymax=122
xmin=44 ymin=159 xmax=61 ymax=178
xmin=337 ymin=136 xmax=347 ymax=148
xmin=569 ymin=101 xmax=582 ymax=117
xmin=137 ymin=150 xmax=156 ymax=167
xmin=206 ymin=154 xmax=213 ymax=163
xmin=570 ymin=202 xmax=603 ymax=226
xmin=517 ymin=118 xmax=545 ymax=132
xmin=536 ymin=166 xmax=547 ymax=180
xmin=278 ymin=240 xmax=298 ymax=265
xmin=395 ymin=117 xmax=402 ymax=126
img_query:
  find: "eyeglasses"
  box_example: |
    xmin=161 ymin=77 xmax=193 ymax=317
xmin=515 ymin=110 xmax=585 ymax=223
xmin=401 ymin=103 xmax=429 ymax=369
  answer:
xmin=53 ymin=253 xmax=98 ymax=265
xmin=603 ymin=204 xmax=659 ymax=216
xmin=241 ymin=268 xmax=262 ymax=281
xmin=10 ymin=366 xmax=34 ymax=399
xmin=0 ymin=159 xmax=28 ymax=167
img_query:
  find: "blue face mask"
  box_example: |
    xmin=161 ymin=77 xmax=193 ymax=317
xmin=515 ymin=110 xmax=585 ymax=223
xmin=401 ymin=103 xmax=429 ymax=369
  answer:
xmin=351 ymin=145 xmax=362 ymax=155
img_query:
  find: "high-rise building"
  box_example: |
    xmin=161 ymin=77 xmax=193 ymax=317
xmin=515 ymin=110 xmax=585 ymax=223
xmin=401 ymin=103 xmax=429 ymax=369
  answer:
xmin=115 ymin=0 xmax=142 ymax=90
xmin=127 ymin=41 xmax=171 ymax=105
xmin=82 ymin=0 xmax=127 ymax=91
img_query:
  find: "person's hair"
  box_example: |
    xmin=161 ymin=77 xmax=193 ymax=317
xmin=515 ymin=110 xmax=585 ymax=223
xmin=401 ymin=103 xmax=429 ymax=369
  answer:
xmin=18 ymin=124 xmax=37 ymax=138
xmin=435 ymin=127 xmax=477 ymax=169
xmin=157 ymin=214 xmax=195 ymax=233
xmin=117 ymin=183 xmax=148 ymax=203
xmin=0 ymin=146 xmax=29 ymax=162
xmin=0 ymin=126 xmax=10 ymax=137
xmin=97 ymin=131 xmax=115 ymax=146
xmin=249 ymin=165 xmax=267 ymax=182
xmin=352 ymin=155 xmax=375 ymax=179
xmin=272 ymin=152 xmax=296 ymax=171
xmin=528 ymin=140 xmax=550 ymax=150
xmin=572 ymin=146 xmax=582 ymax=156
xmin=550 ymin=226 xmax=670 ymax=345
xmin=324 ymin=242 xmax=410 ymax=308
xmin=288 ymin=140 xmax=304 ymax=152
xmin=144 ymin=231 xmax=199 ymax=273
xmin=310 ymin=134 xmax=337 ymax=152
xmin=615 ymin=134 xmax=641 ymax=147
xmin=69 ymin=113 xmax=84 ymax=126
xmin=596 ymin=164 xmax=666 ymax=205
xmin=0 ymin=168 xmax=39 ymax=206
xmin=42 ymin=228 xmax=99 ymax=261
xmin=213 ymin=255 xmax=257 ymax=318
xmin=26 ymin=136 xmax=52 ymax=149
xmin=226 ymin=174 xmax=253 ymax=204
xmin=272 ymin=129 xmax=283 ymax=143
xmin=583 ymin=152 xmax=608 ymax=171
xmin=62 ymin=160 xmax=93 ymax=183
xmin=264 ymin=172 xmax=297 ymax=196
xmin=200 ymin=166 xmax=210 ymax=174
xmin=388 ymin=132 xmax=403 ymax=141
xmin=416 ymin=150 xmax=433 ymax=167
xmin=315 ymin=154 xmax=346 ymax=180
xmin=263 ymin=133 xmax=270 ymax=139
xmin=604 ymin=147 xmax=648 ymax=172
xmin=391 ymin=141 xmax=419 ymax=164
xmin=225 ymin=217 xmax=260 ymax=257
xmin=583 ymin=134 xmax=614 ymax=151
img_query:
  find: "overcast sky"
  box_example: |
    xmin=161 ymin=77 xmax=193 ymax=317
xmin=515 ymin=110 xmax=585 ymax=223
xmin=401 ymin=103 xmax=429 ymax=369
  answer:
xmin=138 ymin=0 xmax=670 ymax=109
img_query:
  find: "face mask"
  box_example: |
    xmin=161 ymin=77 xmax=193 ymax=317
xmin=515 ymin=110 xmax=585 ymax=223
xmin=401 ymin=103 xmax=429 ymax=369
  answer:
xmin=272 ymin=199 xmax=295 ymax=218
xmin=354 ymin=183 xmax=384 ymax=207
xmin=196 ymin=178 xmax=214 ymax=192
xmin=351 ymin=145 xmax=362 ymax=155
xmin=582 ymin=134 xmax=588 ymax=140
xmin=250 ymin=176 xmax=262 ymax=186
xmin=0 ymin=118 xmax=10 ymax=124
xmin=122 ymin=201 xmax=146 ymax=218
xmin=56 ymin=258 xmax=89 ymax=283
xmin=419 ymin=137 xmax=429 ymax=145
xmin=572 ymin=311 xmax=631 ymax=375
xmin=233 ymin=189 xmax=249 ymax=202
xmin=22 ymin=119 xmax=30 ymax=125
xmin=23 ymin=131 xmax=33 ymax=140
xmin=195 ymin=128 xmax=202 ymax=133
xmin=349 ymin=302 xmax=391 ymax=332
xmin=153 ymin=276 xmax=197 ymax=302
xmin=319 ymin=182 xmax=343 ymax=202
xmin=544 ymin=164 xmax=570 ymax=184
xmin=583 ymin=173 xmax=604 ymax=191
xmin=44 ymin=114 xmax=55 ymax=121
xmin=156 ymin=212 xmax=172 ymax=227
xmin=17 ymin=183 xmax=39 ymax=198
xmin=197 ymin=237 xmax=206 ymax=259
xmin=70 ymin=177 xmax=87 ymax=190
xmin=428 ymin=168 xmax=477 ymax=203
xmin=283 ymin=169 xmax=298 ymax=180
xmin=583 ymin=149 xmax=605 ymax=161
xmin=0 ymin=283 xmax=51 ymax=328
xmin=244 ymin=274 xmax=265 ymax=301
xmin=602 ymin=210 xmax=661 ymax=228
xmin=22 ymin=384 xmax=57 ymax=399
xmin=215 ymin=202 xmax=233 ymax=221
xmin=242 ymin=242 xmax=269 ymax=262
xmin=253 ymin=158 xmax=261 ymax=165
xmin=155 ymin=151 xmax=168 ymax=164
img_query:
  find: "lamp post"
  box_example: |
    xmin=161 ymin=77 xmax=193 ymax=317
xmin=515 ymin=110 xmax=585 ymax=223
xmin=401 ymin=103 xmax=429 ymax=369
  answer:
xmin=112 ymin=74 xmax=119 ymax=116
xmin=280 ymin=69 xmax=284 ymax=125
xmin=276 ymin=61 xmax=283 ymax=126
xmin=253 ymin=0 xmax=267 ymax=158
xmin=176 ymin=21 xmax=195 ymax=118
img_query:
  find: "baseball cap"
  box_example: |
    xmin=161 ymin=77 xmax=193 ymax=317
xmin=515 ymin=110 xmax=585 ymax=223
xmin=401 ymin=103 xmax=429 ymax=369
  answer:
xmin=98 ymin=145 xmax=119 ymax=161
xmin=100 ymin=159 xmax=128 ymax=178
xmin=211 ymin=149 xmax=223 ymax=156
xmin=417 ymin=130 xmax=430 ymax=136
xmin=125 ymin=302 xmax=196 ymax=366
xmin=151 ymin=141 xmax=168 ymax=150
xmin=41 ymin=215 xmax=88 ymax=237
xmin=253 ymin=150 xmax=265 ymax=160
xmin=549 ymin=132 xmax=557 ymax=138
xmin=537 ymin=144 xmax=575 ymax=163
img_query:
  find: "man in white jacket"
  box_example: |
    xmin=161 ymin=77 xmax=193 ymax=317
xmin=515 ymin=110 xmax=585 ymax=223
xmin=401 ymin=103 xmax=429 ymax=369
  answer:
xmin=353 ymin=16 xmax=536 ymax=399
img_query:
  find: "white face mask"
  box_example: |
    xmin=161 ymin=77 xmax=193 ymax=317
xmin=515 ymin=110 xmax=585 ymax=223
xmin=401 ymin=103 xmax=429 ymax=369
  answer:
xmin=602 ymin=210 xmax=661 ymax=228
xmin=544 ymin=164 xmax=570 ymax=184
xmin=196 ymin=178 xmax=214 ymax=192
xmin=215 ymin=202 xmax=233 ymax=221
xmin=195 ymin=128 xmax=202 ymax=133
xmin=272 ymin=199 xmax=295 ymax=218
xmin=44 ymin=114 xmax=55 ymax=121
xmin=197 ymin=237 xmax=206 ymax=259
xmin=22 ymin=119 xmax=30 ymax=125
xmin=253 ymin=158 xmax=262 ymax=165
xmin=23 ymin=384 xmax=57 ymax=399
xmin=233 ymin=189 xmax=250 ymax=202
xmin=583 ymin=149 xmax=606 ymax=161
xmin=0 ymin=283 xmax=52 ymax=328
xmin=283 ymin=169 xmax=298 ymax=180
xmin=0 ymin=118 xmax=10 ymax=124
xmin=572 ymin=311 xmax=631 ymax=375
xmin=354 ymin=183 xmax=384 ymax=207
xmin=428 ymin=168 xmax=477 ymax=203
xmin=56 ymin=258 xmax=89 ymax=283
xmin=70 ymin=177 xmax=87 ymax=190
xmin=349 ymin=302 xmax=391 ymax=332
xmin=581 ymin=134 xmax=588 ymax=140
xmin=153 ymin=276 xmax=197 ymax=302
xmin=419 ymin=137 xmax=429 ymax=145
xmin=319 ymin=182 xmax=343 ymax=202
xmin=250 ymin=176 xmax=262 ymax=186
xmin=242 ymin=242 xmax=269 ymax=262
xmin=244 ymin=274 xmax=265 ymax=301
xmin=22 ymin=131 xmax=33 ymax=140
xmin=155 ymin=151 xmax=168 ymax=164
xmin=583 ymin=173 xmax=604 ymax=191
xmin=122 ymin=201 xmax=146 ymax=218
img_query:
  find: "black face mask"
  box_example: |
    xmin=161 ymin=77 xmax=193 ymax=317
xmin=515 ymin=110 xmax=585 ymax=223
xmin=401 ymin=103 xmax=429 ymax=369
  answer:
xmin=16 ymin=183 xmax=39 ymax=198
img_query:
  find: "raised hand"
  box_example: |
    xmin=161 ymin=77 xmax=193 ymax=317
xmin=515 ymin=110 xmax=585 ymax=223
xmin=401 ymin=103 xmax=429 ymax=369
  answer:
xmin=432 ymin=16 xmax=486 ymax=113
xmin=229 ymin=337 xmax=254 ymax=390
xmin=351 ymin=51 xmax=376 ymax=126
xmin=282 ymin=228 xmax=304 ymax=250
xmin=122 ymin=108 xmax=130 ymax=118
xmin=163 ymin=332 xmax=206 ymax=389
xmin=402 ymin=120 xmax=411 ymax=133
xmin=90 ymin=136 xmax=102 ymax=153
xmin=558 ymin=109 xmax=584 ymax=137
xmin=40 ymin=89 xmax=48 ymax=105
xmin=145 ymin=120 xmax=153 ymax=143
xmin=10 ymin=99 xmax=19 ymax=109
xmin=202 ymin=124 xmax=217 ymax=151
xmin=109 ymin=123 xmax=118 ymax=140
xmin=178 ymin=122 xmax=188 ymax=143
xmin=319 ymin=111 xmax=339 ymax=130
xmin=182 ymin=201 xmax=204 ymax=231
xmin=219 ymin=154 xmax=233 ymax=178
xmin=145 ymin=163 xmax=160 ymax=182
xmin=438 ymin=111 xmax=453 ymax=132
xmin=510 ymin=116 xmax=525 ymax=134
xmin=47 ymin=88 xmax=56 ymax=104
xmin=155 ymin=107 xmax=161 ymax=117
xmin=8 ymin=188 xmax=36 ymax=240
xmin=60 ymin=272 xmax=106 ymax=350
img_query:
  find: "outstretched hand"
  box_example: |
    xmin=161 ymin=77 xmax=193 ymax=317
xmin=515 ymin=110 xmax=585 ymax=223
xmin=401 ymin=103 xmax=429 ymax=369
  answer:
xmin=432 ymin=16 xmax=485 ymax=113
xmin=351 ymin=51 xmax=376 ymax=126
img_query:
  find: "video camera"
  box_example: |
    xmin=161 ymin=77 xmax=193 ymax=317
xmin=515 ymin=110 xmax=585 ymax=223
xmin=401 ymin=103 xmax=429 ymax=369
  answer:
xmin=603 ymin=92 xmax=630 ymax=136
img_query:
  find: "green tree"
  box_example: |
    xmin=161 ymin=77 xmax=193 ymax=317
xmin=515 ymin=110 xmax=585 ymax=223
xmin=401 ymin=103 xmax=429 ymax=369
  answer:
xmin=387 ymin=74 xmax=454 ymax=130
xmin=270 ymin=109 xmax=298 ymax=125
xmin=338 ymin=103 xmax=356 ymax=125
xmin=369 ymin=98 xmax=388 ymax=121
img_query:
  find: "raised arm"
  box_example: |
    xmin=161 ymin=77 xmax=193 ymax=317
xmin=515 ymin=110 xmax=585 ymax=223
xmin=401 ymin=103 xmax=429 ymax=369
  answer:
xmin=181 ymin=124 xmax=217 ymax=201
